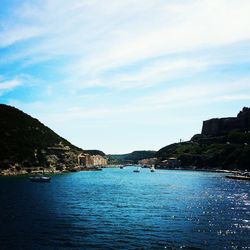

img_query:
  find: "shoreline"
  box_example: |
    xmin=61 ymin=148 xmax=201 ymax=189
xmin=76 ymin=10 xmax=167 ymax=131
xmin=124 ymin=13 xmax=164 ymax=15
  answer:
xmin=0 ymin=165 xmax=241 ymax=177
xmin=0 ymin=165 xmax=105 ymax=177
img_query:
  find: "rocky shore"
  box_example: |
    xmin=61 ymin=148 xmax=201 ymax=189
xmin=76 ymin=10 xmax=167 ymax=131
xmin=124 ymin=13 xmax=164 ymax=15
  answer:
xmin=0 ymin=165 xmax=104 ymax=176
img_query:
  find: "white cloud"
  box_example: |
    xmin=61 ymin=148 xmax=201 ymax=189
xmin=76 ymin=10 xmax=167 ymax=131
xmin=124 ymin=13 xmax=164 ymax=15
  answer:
xmin=0 ymin=78 xmax=22 ymax=94
xmin=135 ymin=78 xmax=250 ymax=107
xmin=69 ymin=0 xmax=250 ymax=79
xmin=212 ymin=94 xmax=250 ymax=101
xmin=0 ymin=74 xmax=39 ymax=95
xmin=1 ymin=0 xmax=250 ymax=89
xmin=13 ymin=77 xmax=250 ymax=125
xmin=1 ymin=0 xmax=250 ymax=153
xmin=64 ymin=57 xmax=212 ymax=90
xmin=0 ymin=25 xmax=43 ymax=47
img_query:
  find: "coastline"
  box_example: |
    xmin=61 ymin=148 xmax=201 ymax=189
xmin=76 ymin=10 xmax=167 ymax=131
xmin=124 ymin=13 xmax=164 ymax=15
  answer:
xmin=0 ymin=165 xmax=105 ymax=177
xmin=0 ymin=165 xmax=241 ymax=177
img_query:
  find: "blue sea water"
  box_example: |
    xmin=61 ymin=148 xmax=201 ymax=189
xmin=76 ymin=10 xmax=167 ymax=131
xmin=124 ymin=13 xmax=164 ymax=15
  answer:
xmin=0 ymin=167 xmax=249 ymax=250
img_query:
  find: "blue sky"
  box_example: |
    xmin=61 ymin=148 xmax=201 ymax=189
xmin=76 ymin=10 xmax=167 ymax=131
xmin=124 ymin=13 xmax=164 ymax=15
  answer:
xmin=0 ymin=0 xmax=250 ymax=154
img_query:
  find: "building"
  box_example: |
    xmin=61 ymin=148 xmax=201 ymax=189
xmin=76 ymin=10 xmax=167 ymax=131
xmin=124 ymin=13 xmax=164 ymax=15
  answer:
xmin=78 ymin=153 xmax=93 ymax=167
xmin=157 ymin=157 xmax=181 ymax=168
xmin=78 ymin=153 xmax=107 ymax=167
xmin=202 ymin=107 xmax=250 ymax=136
xmin=138 ymin=158 xmax=158 ymax=167
xmin=91 ymin=154 xmax=107 ymax=166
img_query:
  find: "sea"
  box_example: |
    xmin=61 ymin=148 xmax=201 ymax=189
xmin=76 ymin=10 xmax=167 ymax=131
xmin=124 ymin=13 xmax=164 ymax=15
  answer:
xmin=0 ymin=167 xmax=249 ymax=250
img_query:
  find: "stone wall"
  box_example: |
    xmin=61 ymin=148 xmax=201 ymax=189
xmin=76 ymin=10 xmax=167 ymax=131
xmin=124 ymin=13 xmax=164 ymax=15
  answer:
xmin=201 ymin=107 xmax=250 ymax=136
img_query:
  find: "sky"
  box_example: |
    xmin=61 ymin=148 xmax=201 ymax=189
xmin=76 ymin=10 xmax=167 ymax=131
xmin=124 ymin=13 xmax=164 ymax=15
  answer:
xmin=0 ymin=0 xmax=250 ymax=154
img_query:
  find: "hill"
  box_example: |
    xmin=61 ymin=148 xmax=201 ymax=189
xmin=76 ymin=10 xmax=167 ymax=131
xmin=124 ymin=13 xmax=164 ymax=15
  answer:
xmin=83 ymin=150 xmax=106 ymax=157
xmin=202 ymin=107 xmax=250 ymax=136
xmin=108 ymin=150 xmax=156 ymax=164
xmin=0 ymin=104 xmax=82 ymax=169
xmin=156 ymin=107 xmax=250 ymax=171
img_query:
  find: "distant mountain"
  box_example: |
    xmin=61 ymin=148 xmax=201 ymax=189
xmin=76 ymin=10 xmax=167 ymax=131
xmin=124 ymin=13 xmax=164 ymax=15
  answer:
xmin=156 ymin=107 xmax=250 ymax=171
xmin=108 ymin=150 xmax=156 ymax=164
xmin=0 ymin=104 xmax=82 ymax=169
xmin=83 ymin=150 xmax=106 ymax=157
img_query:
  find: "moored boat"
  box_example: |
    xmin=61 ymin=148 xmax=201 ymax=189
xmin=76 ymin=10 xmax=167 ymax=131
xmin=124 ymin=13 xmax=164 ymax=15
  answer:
xmin=150 ymin=165 xmax=156 ymax=172
xmin=29 ymin=174 xmax=51 ymax=182
xmin=226 ymin=172 xmax=250 ymax=181
xmin=133 ymin=166 xmax=140 ymax=173
xmin=225 ymin=175 xmax=250 ymax=181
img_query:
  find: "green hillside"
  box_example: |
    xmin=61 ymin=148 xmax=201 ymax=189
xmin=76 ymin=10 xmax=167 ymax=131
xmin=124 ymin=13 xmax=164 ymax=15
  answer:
xmin=0 ymin=104 xmax=82 ymax=169
xmin=156 ymin=129 xmax=250 ymax=171
xmin=83 ymin=150 xmax=106 ymax=156
xmin=108 ymin=150 xmax=156 ymax=164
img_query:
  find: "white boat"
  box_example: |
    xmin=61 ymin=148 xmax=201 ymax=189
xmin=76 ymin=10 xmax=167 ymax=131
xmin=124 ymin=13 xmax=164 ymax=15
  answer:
xmin=150 ymin=166 xmax=156 ymax=172
xmin=133 ymin=166 xmax=140 ymax=173
xmin=225 ymin=172 xmax=250 ymax=181
xmin=29 ymin=174 xmax=51 ymax=182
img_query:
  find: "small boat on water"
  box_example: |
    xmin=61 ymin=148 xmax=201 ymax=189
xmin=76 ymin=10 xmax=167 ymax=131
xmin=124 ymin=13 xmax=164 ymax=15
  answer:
xmin=226 ymin=175 xmax=250 ymax=181
xmin=133 ymin=167 xmax=140 ymax=173
xmin=150 ymin=166 xmax=156 ymax=172
xmin=95 ymin=166 xmax=102 ymax=171
xmin=225 ymin=172 xmax=250 ymax=181
xmin=29 ymin=174 xmax=51 ymax=183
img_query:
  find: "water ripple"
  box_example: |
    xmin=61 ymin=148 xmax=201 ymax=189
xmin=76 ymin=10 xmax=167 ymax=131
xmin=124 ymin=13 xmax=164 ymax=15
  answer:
xmin=0 ymin=168 xmax=249 ymax=249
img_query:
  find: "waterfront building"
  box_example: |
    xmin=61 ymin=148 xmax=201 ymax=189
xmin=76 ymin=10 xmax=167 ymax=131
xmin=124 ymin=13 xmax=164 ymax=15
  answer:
xmin=157 ymin=157 xmax=181 ymax=168
xmin=138 ymin=158 xmax=158 ymax=167
xmin=91 ymin=155 xmax=107 ymax=166
xmin=78 ymin=153 xmax=93 ymax=167
xmin=78 ymin=153 xmax=107 ymax=167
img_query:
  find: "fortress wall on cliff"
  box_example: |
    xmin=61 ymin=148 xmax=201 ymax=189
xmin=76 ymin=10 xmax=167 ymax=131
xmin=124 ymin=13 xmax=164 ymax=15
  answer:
xmin=201 ymin=107 xmax=250 ymax=136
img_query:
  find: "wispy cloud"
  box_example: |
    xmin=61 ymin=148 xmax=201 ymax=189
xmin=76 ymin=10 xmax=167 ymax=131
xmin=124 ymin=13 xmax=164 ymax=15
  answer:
xmin=135 ymin=78 xmax=250 ymax=108
xmin=13 ymin=77 xmax=250 ymax=123
xmin=1 ymin=0 xmax=250 ymax=89
xmin=0 ymin=25 xmax=43 ymax=48
xmin=0 ymin=78 xmax=22 ymax=95
xmin=1 ymin=0 xmax=250 ymax=152
xmin=67 ymin=57 xmax=213 ymax=90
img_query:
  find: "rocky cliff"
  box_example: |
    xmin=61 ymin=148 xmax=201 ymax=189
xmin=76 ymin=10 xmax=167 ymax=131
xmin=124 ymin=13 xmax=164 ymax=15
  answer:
xmin=156 ymin=107 xmax=250 ymax=170
xmin=202 ymin=107 xmax=250 ymax=136
xmin=0 ymin=104 xmax=82 ymax=170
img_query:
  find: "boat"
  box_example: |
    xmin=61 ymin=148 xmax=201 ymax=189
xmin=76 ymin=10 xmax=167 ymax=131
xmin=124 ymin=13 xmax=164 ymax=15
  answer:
xmin=225 ymin=172 xmax=250 ymax=181
xmin=225 ymin=175 xmax=250 ymax=181
xmin=133 ymin=167 xmax=140 ymax=173
xmin=29 ymin=174 xmax=51 ymax=182
xmin=95 ymin=166 xmax=102 ymax=171
xmin=150 ymin=166 xmax=156 ymax=172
